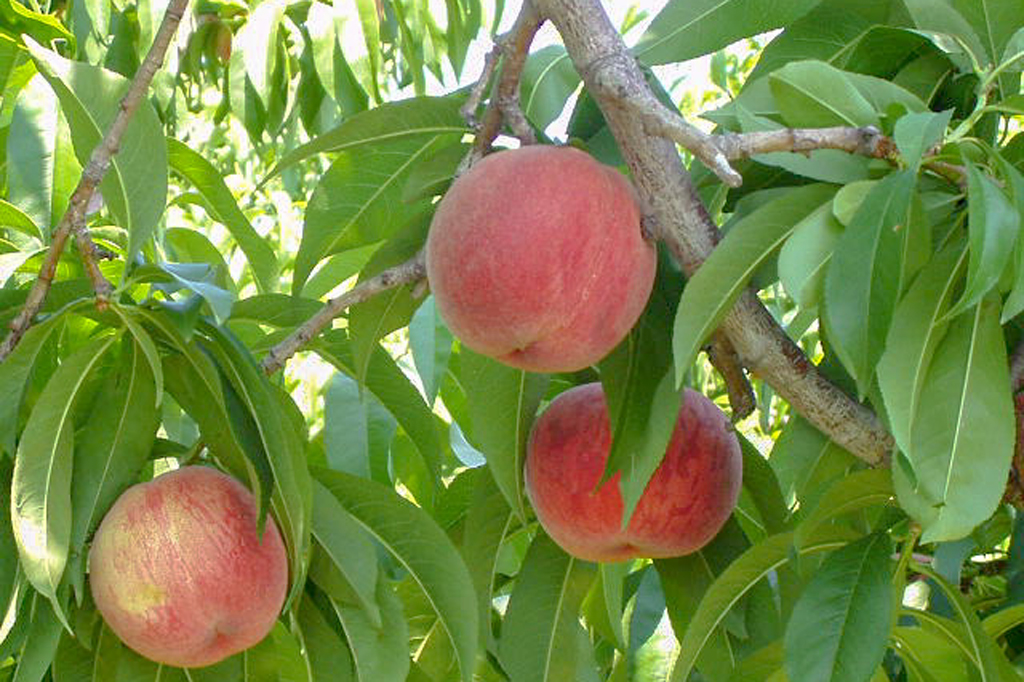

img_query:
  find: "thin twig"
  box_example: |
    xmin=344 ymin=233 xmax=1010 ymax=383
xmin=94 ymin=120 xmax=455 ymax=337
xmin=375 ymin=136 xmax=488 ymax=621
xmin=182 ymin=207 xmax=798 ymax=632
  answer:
xmin=261 ymin=253 xmax=427 ymax=375
xmin=460 ymin=45 xmax=502 ymax=128
xmin=716 ymin=126 xmax=896 ymax=160
xmin=534 ymin=0 xmax=893 ymax=465
xmin=0 ymin=0 xmax=190 ymax=362
xmin=706 ymin=332 xmax=755 ymax=420
xmin=469 ymin=0 xmax=543 ymax=161
xmin=74 ymin=228 xmax=114 ymax=305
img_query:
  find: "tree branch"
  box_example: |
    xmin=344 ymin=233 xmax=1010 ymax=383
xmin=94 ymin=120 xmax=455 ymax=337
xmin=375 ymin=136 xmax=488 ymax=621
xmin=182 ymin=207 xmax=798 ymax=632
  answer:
xmin=716 ymin=126 xmax=896 ymax=160
xmin=468 ymin=0 xmax=543 ymax=161
xmin=261 ymin=253 xmax=427 ymax=376
xmin=533 ymin=0 xmax=893 ymax=465
xmin=0 ymin=0 xmax=190 ymax=362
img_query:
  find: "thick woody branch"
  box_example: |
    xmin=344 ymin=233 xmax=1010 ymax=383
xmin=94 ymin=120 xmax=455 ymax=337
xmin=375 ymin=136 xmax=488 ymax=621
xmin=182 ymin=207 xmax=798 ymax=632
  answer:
xmin=717 ymin=126 xmax=896 ymax=160
xmin=0 ymin=0 xmax=189 ymax=362
xmin=261 ymin=253 xmax=427 ymax=376
xmin=468 ymin=1 xmax=543 ymax=159
xmin=534 ymin=0 xmax=893 ymax=465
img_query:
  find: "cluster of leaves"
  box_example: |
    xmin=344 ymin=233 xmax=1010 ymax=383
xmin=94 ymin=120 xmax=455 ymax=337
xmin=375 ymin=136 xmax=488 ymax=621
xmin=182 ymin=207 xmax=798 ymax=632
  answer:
xmin=4 ymin=0 xmax=1024 ymax=681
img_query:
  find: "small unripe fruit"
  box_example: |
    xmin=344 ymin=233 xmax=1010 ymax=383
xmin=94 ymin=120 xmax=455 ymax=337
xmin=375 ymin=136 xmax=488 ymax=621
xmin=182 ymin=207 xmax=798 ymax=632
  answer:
xmin=89 ymin=466 xmax=288 ymax=668
xmin=525 ymin=383 xmax=742 ymax=562
xmin=425 ymin=146 xmax=656 ymax=372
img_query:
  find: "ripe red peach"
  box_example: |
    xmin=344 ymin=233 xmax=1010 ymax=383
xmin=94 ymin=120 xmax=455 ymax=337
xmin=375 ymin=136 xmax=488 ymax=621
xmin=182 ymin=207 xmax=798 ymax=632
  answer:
xmin=425 ymin=145 xmax=656 ymax=372
xmin=525 ymin=383 xmax=742 ymax=562
xmin=89 ymin=466 xmax=288 ymax=668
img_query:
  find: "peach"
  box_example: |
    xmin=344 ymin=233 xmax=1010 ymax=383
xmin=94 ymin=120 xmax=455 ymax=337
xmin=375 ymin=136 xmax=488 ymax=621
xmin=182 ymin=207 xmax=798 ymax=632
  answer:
xmin=425 ymin=145 xmax=656 ymax=372
xmin=524 ymin=383 xmax=742 ymax=562
xmin=89 ymin=466 xmax=288 ymax=668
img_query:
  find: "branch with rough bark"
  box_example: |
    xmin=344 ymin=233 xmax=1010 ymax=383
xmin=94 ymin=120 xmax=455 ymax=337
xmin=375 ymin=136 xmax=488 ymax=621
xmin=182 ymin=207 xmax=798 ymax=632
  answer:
xmin=464 ymin=0 xmax=543 ymax=163
xmin=261 ymin=253 xmax=427 ymax=376
xmin=532 ymin=0 xmax=893 ymax=465
xmin=716 ymin=126 xmax=896 ymax=160
xmin=0 ymin=0 xmax=190 ymax=363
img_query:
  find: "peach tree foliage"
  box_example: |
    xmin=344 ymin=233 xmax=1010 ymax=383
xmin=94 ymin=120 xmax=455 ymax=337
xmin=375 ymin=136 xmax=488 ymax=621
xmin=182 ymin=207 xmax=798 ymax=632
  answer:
xmin=1 ymin=0 xmax=1024 ymax=680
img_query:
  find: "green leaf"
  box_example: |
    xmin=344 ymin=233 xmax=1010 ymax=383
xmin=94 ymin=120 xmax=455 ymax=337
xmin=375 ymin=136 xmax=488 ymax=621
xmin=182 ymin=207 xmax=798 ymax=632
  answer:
xmin=0 ymin=459 xmax=16 ymax=628
xmin=306 ymin=2 xmax=369 ymax=118
xmin=12 ymin=333 xmax=116 ymax=623
xmin=770 ymin=417 xmax=858 ymax=511
xmin=783 ymin=533 xmax=893 ymax=682
xmin=267 ymin=96 xmax=468 ymax=185
xmin=157 ymin=262 xmax=236 ymax=325
xmin=892 ymin=625 xmax=971 ymax=682
xmin=409 ymin=295 xmax=454 ymax=405
xmin=658 ymin=525 xmax=752 ymax=681
xmin=877 ymin=243 xmax=966 ymax=456
xmin=945 ymin=162 xmax=1019 ymax=319
xmin=234 ymin=0 xmax=286 ymax=108
xmin=298 ymin=593 xmax=355 ymax=682
xmin=460 ymin=468 xmax=512 ymax=648
xmin=347 ymin=212 xmax=430 ymax=389
xmin=673 ymin=183 xmax=836 ymax=384
xmin=199 ymin=323 xmax=312 ymax=603
xmin=313 ymin=467 xmax=478 ymax=682
xmin=823 ymin=170 xmax=915 ymax=398
xmin=634 ymin=0 xmax=823 ymax=66
xmin=354 ymin=0 xmax=383 ymax=102
xmin=311 ymin=479 xmax=381 ymax=628
xmin=894 ymin=110 xmax=953 ymax=170
xmin=902 ymin=0 xmax=989 ymax=70
xmin=301 ymin=243 xmax=382 ymax=301
xmin=996 ymin=157 xmax=1024 ymax=322
xmin=896 ymin=298 xmax=1014 ymax=543
xmin=294 ymin=134 xmax=452 ymax=292
xmin=11 ymin=595 xmax=62 ymax=682
xmin=0 ymin=199 xmax=42 ymax=241
xmin=669 ymin=529 xmax=851 ymax=682
xmin=323 ymin=372 xmax=395 ymax=482
xmin=68 ymin=339 xmax=158 ymax=588
xmin=0 ymin=312 xmax=67 ymax=455
xmin=0 ymin=0 xmax=73 ymax=46
xmin=521 ymin=46 xmax=580 ymax=132
xmin=22 ymin=37 xmax=167 ymax=268
xmin=322 ymin=575 xmax=409 ymax=682
xmin=915 ymin=565 xmax=1018 ymax=681
xmin=793 ymin=470 xmax=894 ymax=549
xmin=982 ymin=603 xmax=1024 ymax=640
xmin=740 ymin=441 xmax=789 ymax=536
xmin=770 ymin=60 xmax=880 ymax=128
xmin=314 ymin=330 xmax=443 ymax=483
xmin=778 ymin=202 xmax=844 ymax=310
xmin=499 ymin=532 xmax=597 ymax=682
xmin=460 ymin=348 xmax=549 ymax=522
xmin=229 ymin=294 xmax=324 ymax=329
xmin=166 ymin=139 xmax=278 ymax=293
xmin=6 ymin=69 xmax=74 ymax=235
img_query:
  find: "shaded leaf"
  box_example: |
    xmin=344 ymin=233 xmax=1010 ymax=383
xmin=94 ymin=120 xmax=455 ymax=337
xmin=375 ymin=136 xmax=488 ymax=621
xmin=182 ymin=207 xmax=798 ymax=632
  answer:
xmin=823 ymin=170 xmax=915 ymax=398
xmin=673 ymin=183 xmax=835 ymax=383
xmin=783 ymin=533 xmax=893 ymax=682
xmin=313 ymin=467 xmax=478 ymax=682
xmin=498 ymin=532 xmax=597 ymax=682
xmin=460 ymin=348 xmax=549 ymax=522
